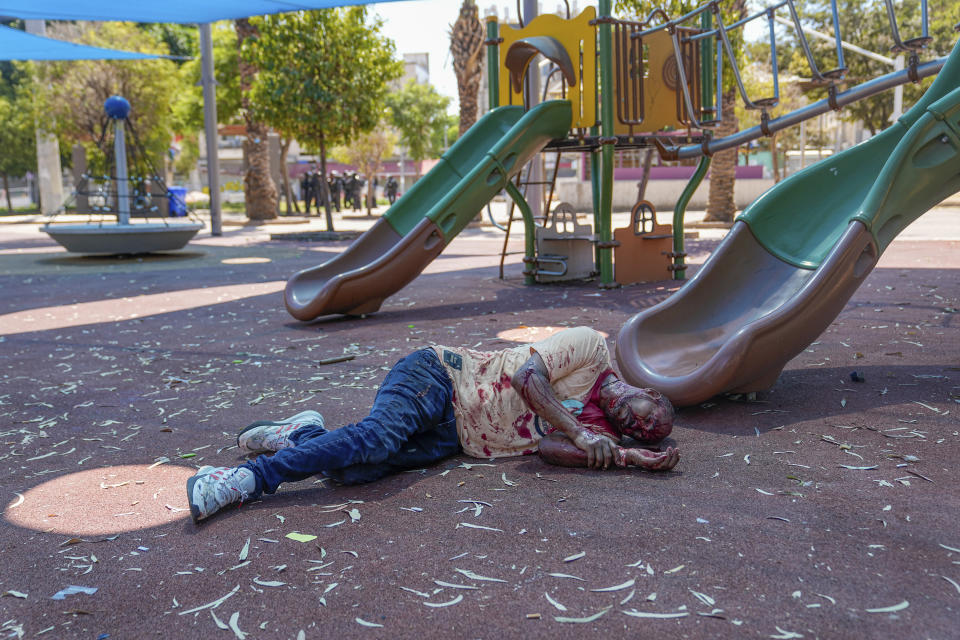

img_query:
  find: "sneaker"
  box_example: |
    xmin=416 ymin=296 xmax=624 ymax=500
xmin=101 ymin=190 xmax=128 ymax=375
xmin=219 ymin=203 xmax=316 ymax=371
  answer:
xmin=236 ymin=409 xmax=324 ymax=454
xmin=186 ymin=465 xmax=254 ymax=523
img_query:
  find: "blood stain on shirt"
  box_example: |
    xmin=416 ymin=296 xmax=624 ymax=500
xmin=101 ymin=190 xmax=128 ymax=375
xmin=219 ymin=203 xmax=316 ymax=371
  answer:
xmin=513 ymin=413 xmax=533 ymax=440
xmin=491 ymin=373 xmax=512 ymax=392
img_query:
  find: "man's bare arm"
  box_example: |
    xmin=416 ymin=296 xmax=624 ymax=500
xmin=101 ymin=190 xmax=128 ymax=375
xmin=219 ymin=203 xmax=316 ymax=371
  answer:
xmin=511 ymin=352 xmax=619 ymax=469
xmin=539 ymin=433 xmax=680 ymax=471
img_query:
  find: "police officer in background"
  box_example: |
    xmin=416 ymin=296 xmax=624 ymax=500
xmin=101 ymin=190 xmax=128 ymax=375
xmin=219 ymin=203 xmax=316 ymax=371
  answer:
xmin=355 ymin=174 xmax=366 ymax=212
xmin=310 ymin=170 xmax=326 ymax=212
xmin=329 ymin=171 xmax=342 ymax=212
xmin=300 ymin=170 xmax=314 ymax=214
xmin=385 ymin=176 xmax=399 ymax=205
xmin=348 ymin=173 xmax=365 ymax=211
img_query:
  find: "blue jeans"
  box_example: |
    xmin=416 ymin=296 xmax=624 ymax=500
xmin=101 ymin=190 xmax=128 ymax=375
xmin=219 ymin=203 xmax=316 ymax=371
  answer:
xmin=241 ymin=349 xmax=459 ymax=495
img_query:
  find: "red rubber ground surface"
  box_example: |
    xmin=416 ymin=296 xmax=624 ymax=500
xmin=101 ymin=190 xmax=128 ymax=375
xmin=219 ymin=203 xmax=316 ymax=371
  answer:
xmin=0 ymin=223 xmax=957 ymax=639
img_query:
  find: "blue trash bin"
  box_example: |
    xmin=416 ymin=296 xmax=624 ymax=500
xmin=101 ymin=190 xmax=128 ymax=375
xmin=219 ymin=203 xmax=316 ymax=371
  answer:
xmin=167 ymin=186 xmax=188 ymax=217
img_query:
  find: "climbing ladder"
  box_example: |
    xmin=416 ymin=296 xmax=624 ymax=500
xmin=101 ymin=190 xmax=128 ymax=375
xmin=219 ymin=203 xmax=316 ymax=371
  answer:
xmin=497 ymin=146 xmax=565 ymax=279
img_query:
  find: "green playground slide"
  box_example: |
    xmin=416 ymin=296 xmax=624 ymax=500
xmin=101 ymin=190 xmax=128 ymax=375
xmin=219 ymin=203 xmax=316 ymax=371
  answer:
xmin=741 ymin=39 xmax=960 ymax=267
xmin=285 ymin=99 xmax=572 ymax=320
xmin=616 ymin=40 xmax=960 ymax=406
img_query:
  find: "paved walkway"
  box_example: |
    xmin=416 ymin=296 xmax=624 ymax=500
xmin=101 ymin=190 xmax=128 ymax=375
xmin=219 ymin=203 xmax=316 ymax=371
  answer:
xmin=0 ymin=205 xmax=957 ymax=639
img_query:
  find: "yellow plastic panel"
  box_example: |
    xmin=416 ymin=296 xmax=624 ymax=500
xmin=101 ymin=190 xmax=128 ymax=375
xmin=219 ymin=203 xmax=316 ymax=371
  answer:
xmin=614 ymin=30 xmax=691 ymax=134
xmin=498 ymin=6 xmax=596 ymax=129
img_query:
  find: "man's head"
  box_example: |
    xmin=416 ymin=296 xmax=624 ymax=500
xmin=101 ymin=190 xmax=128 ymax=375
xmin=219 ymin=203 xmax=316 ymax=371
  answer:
xmin=602 ymin=380 xmax=674 ymax=443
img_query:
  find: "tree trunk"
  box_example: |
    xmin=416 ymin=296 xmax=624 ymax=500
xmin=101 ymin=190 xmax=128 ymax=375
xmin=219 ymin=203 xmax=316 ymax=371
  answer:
xmin=236 ymin=18 xmax=278 ymax=221
xmin=451 ymin=1 xmax=485 ymax=136
xmin=318 ymin=135 xmax=334 ymax=231
xmin=280 ymin=137 xmax=295 ymax=215
xmin=704 ymin=88 xmax=738 ymax=222
xmin=2 ymin=173 xmax=11 ymax=212
xmin=459 ymin=80 xmax=480 ymax=136
xmin=366 ymin=175 xmax=374 ymax=216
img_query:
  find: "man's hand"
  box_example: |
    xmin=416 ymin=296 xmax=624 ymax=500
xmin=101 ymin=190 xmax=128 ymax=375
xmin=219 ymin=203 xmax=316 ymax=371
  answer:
xmin=621 ymin=446 xmax=680 ymax=471
xmin=571 ymin=430 xmax=621 ymax=469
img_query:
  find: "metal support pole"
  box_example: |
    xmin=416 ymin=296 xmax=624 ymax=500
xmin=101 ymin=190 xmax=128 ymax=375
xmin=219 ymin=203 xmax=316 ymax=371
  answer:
xmin=504 ymin=180 xmax=537 ymax=285
xmin=199 ymin=23 xmax=222 ymax=236
xmin=523 ymin=0 xmax=543 ymax=220
xmin=672 ymin=155 xmax=711 ymax=280
xmin=597 ymin=0 xmax=615 ymax=286
xmin=114 ymin=119 xmax=130 ymax=225
xmin=700 ymin=11 xmax=714 ymax=121
xmin=486 ymin=17 xmax=500 ymax=111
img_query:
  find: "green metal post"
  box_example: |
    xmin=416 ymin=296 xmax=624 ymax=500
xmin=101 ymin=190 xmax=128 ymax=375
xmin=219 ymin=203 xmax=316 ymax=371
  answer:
xmin=504 ymin=180 xmax=537 ymax=285
xmin=486 ymin=18 xmax=500 ymax=111
xmin=589 ymin=125 xmax=601 ymax=266
xmin=597 ymin=0 xmax=615 ymax=286
xmin=700 ymin=11 xmax=713 ymax=121
xmin=672 ymin=154 xmax=711 ymax=280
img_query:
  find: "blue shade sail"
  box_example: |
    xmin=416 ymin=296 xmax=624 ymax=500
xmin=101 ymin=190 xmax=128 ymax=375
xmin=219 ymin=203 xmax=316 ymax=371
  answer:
xmin=0 ymin=0 xmax=408 ymax=23
xmin=0 ymin=25 xmax=168 ymax=60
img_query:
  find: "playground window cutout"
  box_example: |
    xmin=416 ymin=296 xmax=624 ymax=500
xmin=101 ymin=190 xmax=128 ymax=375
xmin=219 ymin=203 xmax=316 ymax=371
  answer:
xmin=497 ymin=325 xmax=608 ymax=343
xmin=4 ymin=464 xmax=195 ymax=535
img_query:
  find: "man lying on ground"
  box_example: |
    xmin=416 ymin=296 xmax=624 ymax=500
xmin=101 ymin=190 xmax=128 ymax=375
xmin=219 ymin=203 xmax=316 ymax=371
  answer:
xmin=187 ymin=326 xmax=679 ymax=523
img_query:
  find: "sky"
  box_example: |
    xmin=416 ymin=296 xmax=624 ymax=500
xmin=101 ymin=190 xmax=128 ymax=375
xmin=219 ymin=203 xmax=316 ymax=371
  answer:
xmin=372 ymin=1 xmax=599 ymax=114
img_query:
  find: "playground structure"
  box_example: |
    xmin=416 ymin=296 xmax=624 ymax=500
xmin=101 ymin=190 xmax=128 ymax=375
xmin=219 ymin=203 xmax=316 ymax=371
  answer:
xmin=285 ymin=0 xmax=709 ymax=319
xmin=285 ymin=0 xmax=959 ymax=405
xmin=42 ymin=96 xmax=204 ymax=255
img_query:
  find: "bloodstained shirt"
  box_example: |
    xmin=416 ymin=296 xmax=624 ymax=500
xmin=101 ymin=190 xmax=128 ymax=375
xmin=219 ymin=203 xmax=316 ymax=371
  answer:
xmin=432 ymin=326 xmax=614 ymax=458
xmin=546 ymin=367 xmax=620 ymax=442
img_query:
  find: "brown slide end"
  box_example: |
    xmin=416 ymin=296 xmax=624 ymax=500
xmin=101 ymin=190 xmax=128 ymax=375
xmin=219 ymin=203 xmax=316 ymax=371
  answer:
xmin=616 ymin=221 xmax=879 ymax=407
xmin=284 ymin=218 xmax=446 ymax=320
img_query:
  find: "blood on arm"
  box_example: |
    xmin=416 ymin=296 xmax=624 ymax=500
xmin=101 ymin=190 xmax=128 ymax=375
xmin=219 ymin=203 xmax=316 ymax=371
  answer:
xmin=538 ymin=432 xmax=680 ymax=471
xmin=511 ymin=353 xmax=619 ymax=469
xmin=538 ymin=433 xmax=626 ymax=468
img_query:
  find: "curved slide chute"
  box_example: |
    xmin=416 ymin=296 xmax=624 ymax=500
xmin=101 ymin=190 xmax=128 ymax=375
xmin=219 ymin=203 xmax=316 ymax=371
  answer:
xmin=617 ymin=40 xmax=960 ymax=407
xmin=285 ymin=100 xmax=572 ymax=320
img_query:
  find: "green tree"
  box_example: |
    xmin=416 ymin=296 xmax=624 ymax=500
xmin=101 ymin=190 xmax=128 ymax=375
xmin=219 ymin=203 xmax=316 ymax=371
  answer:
xmin=33 ymin=22 xmax=181 ymax=172
xmin=616 ymin=0 xmax=748 ymax=221
xmin=172 ymin=22 xmax=242 ymax=133
xmin=332 ymin=123 xmax=397 ymax=215
xmin=736 ymin=41 xmax=808 ymax=182
xmin=168 ymin=22 xmax=243 ymax=196
xmin=139 ymin=23 xmax=197 ymax=63
xmin=0 ymin=87 xmax=36 ymax=211
xmin=433 ymin=114 xmax=460 ymax=154
xmin=244 ymin=8 xmax=403 ymax=231
xmin=0 ymin=20 xmax=28 ymax=102
xmin=789 ymin=0 xmax=959 ymax=135
xmin=386 ymin=80 xmax=452 ymax=179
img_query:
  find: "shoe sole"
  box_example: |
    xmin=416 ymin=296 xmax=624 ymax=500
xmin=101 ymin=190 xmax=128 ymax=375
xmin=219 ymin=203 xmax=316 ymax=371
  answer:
xmin=235 ymin=411 xmax=323 ymax=453
xmin=236 ymin=420 xmax=284 ymax=453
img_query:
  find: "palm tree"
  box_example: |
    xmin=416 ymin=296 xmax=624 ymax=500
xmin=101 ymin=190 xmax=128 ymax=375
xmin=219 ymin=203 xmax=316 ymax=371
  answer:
xmin=235 ymin=18 xmax=278 ymax=220
xmin=704 ymin=0 xmax=747 ymax=223
xmin=449 ymin=0 xmax=485 ymax=136
xmin=704 ymin=89 xmax=739 ymax=222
